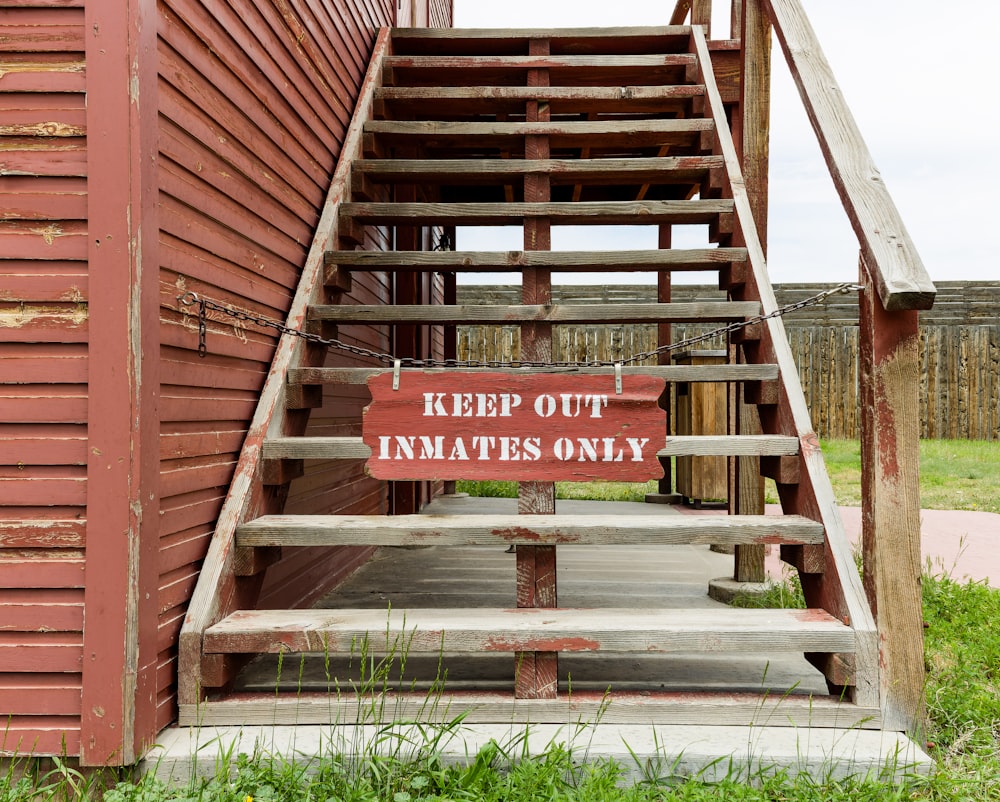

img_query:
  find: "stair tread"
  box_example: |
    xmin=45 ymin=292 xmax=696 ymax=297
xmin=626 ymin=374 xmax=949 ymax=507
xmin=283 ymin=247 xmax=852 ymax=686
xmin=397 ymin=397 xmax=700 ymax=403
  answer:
xmin=384 ymin=54 xmax=696 ymax=69
xmin=327 ymin=247 xmax=744 ymax=271
xmin=375 ymin=85 xmax=704 ymax=115
xmin=366 ymin=119 xmax=712 ymax=135
xmin=180 ymin=690 xmax=882 ymax=728
xmin=341 ymin=200 xmax=733 ymax=226
xmin=307 ymin=301 xmax=758 ymax=325
xmin=236 ymin=512 xmax=824 ymax=547
xmin=354 ymin=156 xmax=722 ymax=185
xmin=204 ymin=607 xmax=856 ymax=655
xmin=262 ymin=435 xmax=799 ymax=461
xmin=287 ymin=363 xmax=777 ymax=385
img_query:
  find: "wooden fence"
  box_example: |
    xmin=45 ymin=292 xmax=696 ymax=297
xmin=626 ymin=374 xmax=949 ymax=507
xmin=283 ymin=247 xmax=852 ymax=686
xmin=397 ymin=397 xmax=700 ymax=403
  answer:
xmin=456 ymin=282 xmax=1000 ymax=440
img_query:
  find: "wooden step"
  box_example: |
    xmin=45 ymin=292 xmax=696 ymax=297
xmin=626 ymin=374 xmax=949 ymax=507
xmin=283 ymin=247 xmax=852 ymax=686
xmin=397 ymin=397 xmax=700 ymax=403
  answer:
xmin=307 ymin=301 xmax=759 ymax=325
xmin=340 ymin=200 xmax=733 ymax=227
xmin=287 ymin=363 xmax=779 ymax=386
xmin=383 ymin=54 xmax=696 ymax=88
xmin=364 ymin=119 xmax=712 ymax=150
xmin=203 ymin=607 xmax=856 ymax=656
xmin=180 ymin=690 xmax=882 ymax=729
xmin=354 ymin=156 xmax=721 ymax=187
xmin=375 ymin=85 xmax=704 ymax=116
xmin=261 ymin=435 xmax=800 ymax=461
xmin=389 ymin=26 xmax=693 ymax=56
xmin=235 ymin=512 xmax=824 ymax=548
xmin=326 ymin=246 xmax=743 ymax=274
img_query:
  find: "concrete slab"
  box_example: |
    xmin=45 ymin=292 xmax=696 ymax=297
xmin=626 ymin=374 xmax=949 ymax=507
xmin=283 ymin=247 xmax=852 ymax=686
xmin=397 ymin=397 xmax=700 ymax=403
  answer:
xmin=144 ymin=722 xmax=931 ymax=786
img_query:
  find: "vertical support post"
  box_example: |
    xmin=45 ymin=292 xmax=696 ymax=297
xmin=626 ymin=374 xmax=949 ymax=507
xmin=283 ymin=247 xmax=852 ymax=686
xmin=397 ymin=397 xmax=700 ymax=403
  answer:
xmin=391 ymin=164 xmax=423 ymax=514
xmin=693 ymin=0 xmax=713 ymax=35
xmin=442 ymin=264 xmax=458 ymax=496
xmin=859 ymin=255 xmax=925 ymax=735
xmin=516 ymin=37 xmax=558 ymax=700
xmin=646 ymin=226 xmax=681 ymax=504
xmin=732 ymin=0 xmax=771 ymax=580
xmin=82 ymin=0 xmax=160 ymax=765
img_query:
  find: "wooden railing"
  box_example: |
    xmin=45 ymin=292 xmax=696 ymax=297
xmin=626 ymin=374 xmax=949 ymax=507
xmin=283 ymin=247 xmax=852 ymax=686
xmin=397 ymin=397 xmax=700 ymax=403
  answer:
xmin=675 ymin=0 xmax=932 ymax=734
xmin=177 ymin=29 xmax=393 ymax=709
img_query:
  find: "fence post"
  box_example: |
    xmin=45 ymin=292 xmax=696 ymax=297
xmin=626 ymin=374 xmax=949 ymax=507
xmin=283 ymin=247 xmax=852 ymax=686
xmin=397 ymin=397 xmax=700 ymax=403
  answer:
xmin=858 ymin=254 xmax=925 ymax=735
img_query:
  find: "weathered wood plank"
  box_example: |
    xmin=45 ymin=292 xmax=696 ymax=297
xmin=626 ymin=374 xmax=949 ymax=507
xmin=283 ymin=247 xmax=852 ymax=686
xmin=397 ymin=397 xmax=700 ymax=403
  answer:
xmin=203 ymin=607 xmax=856 ymax=655
xmin=341 ymin=200 xmax=732 ymax=226
xmin=235 ymin=513 xmax=825 ymax=547
xmin=383 ymin=54 xmax=696 ymax=70
xmin=354 ymin=156 xmax=722 ymax=185
xmin=375 ymin=85 xmax=704 ymax=115
xmin=859 ymin=256 xmax=925 ymax=734
xmin=762 ymin=0 xmax=934 ymax=311
xmin=287 ymin=364 xmax=780 ymax=385
xmin=180 ymin=690 xmax=882 ymax=729
xmin=327 ymin=247 xmax=745 ymax=272
xmin=261 ymin=434 xmax=799 ymax=460
xmin=391 ymin=25 xmax=692 ymax=43
xmin=308 ymin=301 xmax=758 ymax=324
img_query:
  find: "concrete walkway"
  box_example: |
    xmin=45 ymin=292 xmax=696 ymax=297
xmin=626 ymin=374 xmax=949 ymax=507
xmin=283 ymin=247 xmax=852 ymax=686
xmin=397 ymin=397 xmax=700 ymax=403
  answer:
xmin=756 ymin=505 xmax=1000 ymax=588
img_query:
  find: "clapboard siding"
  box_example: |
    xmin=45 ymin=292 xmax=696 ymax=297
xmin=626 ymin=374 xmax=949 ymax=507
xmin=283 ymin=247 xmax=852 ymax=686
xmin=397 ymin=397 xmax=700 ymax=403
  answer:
xmin=459 ymin=283 xmax=1000 ymax=441
xmin=153 ymin=0 xmax=403 ymax=730
xmin=0 ymin=0 xmax=88 ymax=756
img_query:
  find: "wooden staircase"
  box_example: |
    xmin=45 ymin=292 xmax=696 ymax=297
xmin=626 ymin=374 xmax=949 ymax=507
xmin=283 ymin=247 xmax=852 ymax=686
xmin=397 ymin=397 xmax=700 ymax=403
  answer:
xmin=178 ymin=24 xmax=882 ymax=729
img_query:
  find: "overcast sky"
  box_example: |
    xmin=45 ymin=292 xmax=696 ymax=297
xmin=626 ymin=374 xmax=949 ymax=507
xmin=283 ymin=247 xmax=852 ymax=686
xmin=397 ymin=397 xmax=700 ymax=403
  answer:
xmin=450 ymin=0 xmax=998 ymax=287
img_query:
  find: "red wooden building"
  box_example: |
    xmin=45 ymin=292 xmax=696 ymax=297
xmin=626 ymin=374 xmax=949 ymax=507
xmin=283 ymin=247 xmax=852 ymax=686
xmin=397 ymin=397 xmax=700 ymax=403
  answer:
xmin=2 ymin=0 xmax=933 ymax=769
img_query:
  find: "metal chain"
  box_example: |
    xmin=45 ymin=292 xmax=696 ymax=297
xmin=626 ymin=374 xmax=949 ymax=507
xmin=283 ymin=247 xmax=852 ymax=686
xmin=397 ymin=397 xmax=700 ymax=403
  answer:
xmin=177 ymin=282 xmax=863 ymax=367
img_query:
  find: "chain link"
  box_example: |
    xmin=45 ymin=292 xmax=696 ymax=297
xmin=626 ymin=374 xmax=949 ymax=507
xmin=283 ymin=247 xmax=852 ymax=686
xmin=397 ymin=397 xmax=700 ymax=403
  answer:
xmin=177 ymin=282 xmax=863 ymax=368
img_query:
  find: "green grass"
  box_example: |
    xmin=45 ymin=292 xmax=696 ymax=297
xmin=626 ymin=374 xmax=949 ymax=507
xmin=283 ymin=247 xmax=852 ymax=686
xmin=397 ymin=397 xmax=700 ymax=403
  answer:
xmin=820 ymin=439 xmax=1000 ymax=514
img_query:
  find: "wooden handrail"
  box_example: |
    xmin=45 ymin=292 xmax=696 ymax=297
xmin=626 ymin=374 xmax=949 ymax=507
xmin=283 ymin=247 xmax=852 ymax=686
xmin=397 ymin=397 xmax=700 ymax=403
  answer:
xmin=669 ymin=0 xmax=692 ymax=25
xmin=762 ymin=0 xmax=935 ymax=311
xmin=691 ymin=25 xmax=880 ymax=707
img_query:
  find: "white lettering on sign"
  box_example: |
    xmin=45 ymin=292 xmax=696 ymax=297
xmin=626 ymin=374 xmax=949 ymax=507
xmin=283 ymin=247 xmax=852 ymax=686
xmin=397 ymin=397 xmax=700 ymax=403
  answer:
xmin=364 ymin=372 xmax=665 ymax=482
xmin=422 ymin=392 xmax=522 ymax=417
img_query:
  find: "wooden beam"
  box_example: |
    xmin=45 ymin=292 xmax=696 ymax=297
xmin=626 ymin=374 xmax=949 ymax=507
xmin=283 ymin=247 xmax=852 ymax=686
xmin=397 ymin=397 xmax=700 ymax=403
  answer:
xmin=761 ymin=0 xmax=935 ymax=311
xmin=81 ymin=0 xmax=160 ymax=766
xmin=732 ymin=0 xmax=773 ymax=585
xmin=287 ymin=364 xmax=781 ymax=384
xmin=518 ymin=45 xmax=557 ymax=701
xmin=307 ymin=301 xmax=760 ymax=324
xmin=858 ymin=254 xmax=925 ymax=735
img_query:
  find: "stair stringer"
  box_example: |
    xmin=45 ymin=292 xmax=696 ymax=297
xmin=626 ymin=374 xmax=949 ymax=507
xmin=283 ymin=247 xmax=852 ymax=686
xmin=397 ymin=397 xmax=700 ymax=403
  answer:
xmin=177 ymin=28 xmax=393 ymax=708
xmin=692 ymin=27 xmax=878 ymax=707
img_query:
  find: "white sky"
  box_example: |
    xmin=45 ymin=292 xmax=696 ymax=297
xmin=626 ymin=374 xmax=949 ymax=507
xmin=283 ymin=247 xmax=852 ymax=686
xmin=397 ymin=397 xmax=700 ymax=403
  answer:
xmin=451 ymin=0 xmax=999 ymax=286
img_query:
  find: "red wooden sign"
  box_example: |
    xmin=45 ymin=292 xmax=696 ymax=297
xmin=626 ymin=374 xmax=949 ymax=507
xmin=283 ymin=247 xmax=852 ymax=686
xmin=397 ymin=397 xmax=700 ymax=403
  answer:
xmin=362 ymin=372 xmax=665 ymax=482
